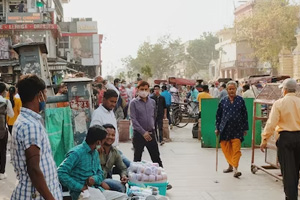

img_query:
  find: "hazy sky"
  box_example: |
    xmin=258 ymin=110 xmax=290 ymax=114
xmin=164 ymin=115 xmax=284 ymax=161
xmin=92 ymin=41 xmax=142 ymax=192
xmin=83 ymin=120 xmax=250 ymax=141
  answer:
xmin=64 ymin=0 xmax=236 ymax=76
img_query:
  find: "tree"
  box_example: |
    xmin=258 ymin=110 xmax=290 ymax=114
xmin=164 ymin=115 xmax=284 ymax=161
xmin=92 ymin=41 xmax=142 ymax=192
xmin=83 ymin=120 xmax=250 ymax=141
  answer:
xmin=122 ymin=36 xmax=186 ymax=79
xmin=141 ymin=65 xmax=153 ymax=80
xmin=117 ymin=71 xmax=126 ymax=80
xmin=185 ymin=32 xmax=219 ymax=76
xmin=234 ymin=0 xmax=299 ymax=68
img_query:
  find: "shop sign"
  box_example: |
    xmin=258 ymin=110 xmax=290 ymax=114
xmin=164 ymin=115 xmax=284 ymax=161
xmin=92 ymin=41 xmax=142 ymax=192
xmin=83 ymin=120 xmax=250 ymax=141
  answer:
xmin=77 ymin=21 xmax=97 ymax=33
xmin=7 ymin=13 xmax=42 ymax=24
xmin=0 ymin=24 xmax=58 ymax=30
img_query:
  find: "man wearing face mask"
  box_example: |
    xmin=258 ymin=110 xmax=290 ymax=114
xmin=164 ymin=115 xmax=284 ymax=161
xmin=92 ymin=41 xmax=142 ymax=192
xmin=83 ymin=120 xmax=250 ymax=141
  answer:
xmin=11 ymin=75 xmax=62 ymax=200
xmin=260 ymin=78 xmax=300 ymax=200
xmin=130 ymin=81 xmax=163 ymax=166
xmin=151 ymin=85 xmax=167 ymax=145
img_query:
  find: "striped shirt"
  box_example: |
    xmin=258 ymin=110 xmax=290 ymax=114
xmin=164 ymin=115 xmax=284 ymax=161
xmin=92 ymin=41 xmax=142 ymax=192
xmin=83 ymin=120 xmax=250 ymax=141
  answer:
xmin=10 ymin=107 xmax=62 ymax=200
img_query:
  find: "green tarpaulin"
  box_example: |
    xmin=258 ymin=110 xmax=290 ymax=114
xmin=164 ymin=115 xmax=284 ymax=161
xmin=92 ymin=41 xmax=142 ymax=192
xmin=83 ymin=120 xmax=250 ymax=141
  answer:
xmin=201 ymin=98 xmax=262 ymax=148
xmin=45 ymin=107 xmax=74 ymax=166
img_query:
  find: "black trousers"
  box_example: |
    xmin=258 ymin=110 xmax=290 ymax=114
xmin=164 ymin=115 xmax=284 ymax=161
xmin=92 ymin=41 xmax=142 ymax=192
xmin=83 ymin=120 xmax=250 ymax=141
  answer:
xmin=155 ymin=117 xmax=163 ymax=143
xmin=133 ymin=131 xmax=163 ymax=167
xmin=8 ymin=125 xmax=13 ymax=135
xmin=166 ymin=106 xmax=171 ymax=125
xmin=0 ymin=132 xmax=8 ymax=174
xmin=277 ymin=131 xmax=300 ymax=200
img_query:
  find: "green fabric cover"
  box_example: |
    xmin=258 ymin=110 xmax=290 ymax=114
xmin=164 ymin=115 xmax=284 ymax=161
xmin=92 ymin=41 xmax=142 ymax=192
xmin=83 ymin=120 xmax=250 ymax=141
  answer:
xmin=45 ymin=107 xmax=74 ymax=166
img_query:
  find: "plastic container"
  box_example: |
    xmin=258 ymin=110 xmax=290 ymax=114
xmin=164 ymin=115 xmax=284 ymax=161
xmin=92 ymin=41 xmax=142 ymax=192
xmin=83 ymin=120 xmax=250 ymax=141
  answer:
xmin=128 ymin=181 xmax=168 ymax=196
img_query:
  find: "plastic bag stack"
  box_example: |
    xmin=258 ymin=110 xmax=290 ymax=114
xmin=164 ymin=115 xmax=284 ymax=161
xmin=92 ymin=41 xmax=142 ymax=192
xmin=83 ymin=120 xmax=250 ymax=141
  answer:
xmin=128 ymin=161 xmax=168 ymax=183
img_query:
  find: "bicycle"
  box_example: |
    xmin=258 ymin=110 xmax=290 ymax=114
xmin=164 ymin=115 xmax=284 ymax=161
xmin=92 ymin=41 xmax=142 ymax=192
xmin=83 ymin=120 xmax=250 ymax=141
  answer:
xmin=170 ymin=101 xmax=199 ymax=128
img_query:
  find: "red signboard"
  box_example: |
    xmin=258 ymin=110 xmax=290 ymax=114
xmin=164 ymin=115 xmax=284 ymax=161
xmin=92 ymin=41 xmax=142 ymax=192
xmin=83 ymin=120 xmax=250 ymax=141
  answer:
xmin=0 ymin=24 xmax=58 ymax=30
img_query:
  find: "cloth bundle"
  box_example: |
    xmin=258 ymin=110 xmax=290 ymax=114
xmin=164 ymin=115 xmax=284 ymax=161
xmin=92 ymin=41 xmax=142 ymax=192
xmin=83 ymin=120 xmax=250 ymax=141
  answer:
xmin=128 ymin=161 xmax=168 ymax=183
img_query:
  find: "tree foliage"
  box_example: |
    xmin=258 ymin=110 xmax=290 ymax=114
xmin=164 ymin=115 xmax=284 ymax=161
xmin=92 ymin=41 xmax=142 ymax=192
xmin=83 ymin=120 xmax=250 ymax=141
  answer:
xmin=185 ymin=32 xmax=219 ymax=76
xmin=234 ymin=0 xmax=300 ymax=67
xmin=122 ymin=36 xmax=186 ymax=79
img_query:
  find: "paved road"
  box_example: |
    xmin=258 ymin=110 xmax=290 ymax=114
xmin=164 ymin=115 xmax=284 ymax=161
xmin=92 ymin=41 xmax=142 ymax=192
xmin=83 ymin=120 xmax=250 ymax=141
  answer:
xmin=0 ymin=124 xmax=291 ymax=200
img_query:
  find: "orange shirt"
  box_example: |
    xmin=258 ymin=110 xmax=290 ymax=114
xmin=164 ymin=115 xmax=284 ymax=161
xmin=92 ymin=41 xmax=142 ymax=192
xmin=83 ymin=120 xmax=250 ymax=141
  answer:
xmin=6 ymin=97 xmax=22 ymax=126
xmin=56 ymin=93 xmax=69 ymax=108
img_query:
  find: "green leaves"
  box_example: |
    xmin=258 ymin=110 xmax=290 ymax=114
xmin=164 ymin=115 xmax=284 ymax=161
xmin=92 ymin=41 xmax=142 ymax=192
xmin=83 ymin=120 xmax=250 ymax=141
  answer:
xmin=122 ymin=36 xmax=185 ymax=79
xmin=234 ymin=0 xmax=299 ymax=68
xmin=185 ymin=32 xmax=219 ymax=76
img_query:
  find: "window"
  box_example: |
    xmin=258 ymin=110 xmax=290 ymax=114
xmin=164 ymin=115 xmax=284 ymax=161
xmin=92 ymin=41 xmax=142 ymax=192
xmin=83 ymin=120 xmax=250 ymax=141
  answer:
xmin=59 ymin=36 xmax=70 ymax=49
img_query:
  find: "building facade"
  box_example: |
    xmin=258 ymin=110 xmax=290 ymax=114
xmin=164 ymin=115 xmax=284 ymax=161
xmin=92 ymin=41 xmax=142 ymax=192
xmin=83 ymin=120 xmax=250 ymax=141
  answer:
xmin=212 ymin=0 xmax=259 ymax=80
xmin=58 ymin=18 xmax=103 ymax=78
xmin=0 ymin=0 xmax=68 ymax=84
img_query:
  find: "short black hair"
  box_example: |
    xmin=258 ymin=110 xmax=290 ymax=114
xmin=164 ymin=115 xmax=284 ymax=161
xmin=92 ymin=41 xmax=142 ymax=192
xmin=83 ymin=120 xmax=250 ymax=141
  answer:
xmin=114 ymin=78 xmax=120 ymax=85
xmin=96 ymin=83 xmax=102 ymax=90
xmin=85 ymin=125 xmax=107 ymax=145
xmin=137 ymin=81 xmax=150 ymax=89
xmin=103 ymin=123 xmax=116 ymax=130
xmin=150 ymin=88 xmax=154 ymax=93
xmin=162 ymin=85 xmax=167 ymax=91
xmin=202 ymin=85 xmax=209 ymax=92
xmin=154 ymin=85 xmax=160 ymax=89
xmin=16 ymin=74 xmax=46 ymax=104
xmin=0 ymin=82 xmax=6 ymax=94
xmin=221 ymin=84 xmax=226 ymax=88
xmin=103 ymin=89 xmax=118 ymax=99
xmin=243 ymin=84 xmax=250 ymax=90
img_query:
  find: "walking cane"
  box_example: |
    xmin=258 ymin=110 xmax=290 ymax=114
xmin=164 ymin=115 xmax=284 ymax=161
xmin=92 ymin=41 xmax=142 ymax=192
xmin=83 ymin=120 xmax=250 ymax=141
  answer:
xmin=216 ymin=134 xmax=219 ymax=172
xmin=215 ymin=134 xmax=220 ymax=183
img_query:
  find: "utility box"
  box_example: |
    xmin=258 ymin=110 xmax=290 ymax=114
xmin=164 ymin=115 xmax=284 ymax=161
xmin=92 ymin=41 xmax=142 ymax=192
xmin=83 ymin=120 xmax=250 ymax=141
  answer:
xmin=13 ymin=42 xmax=54 ymax=97
xmin=63 ymin=77 xmax=93 ymax=145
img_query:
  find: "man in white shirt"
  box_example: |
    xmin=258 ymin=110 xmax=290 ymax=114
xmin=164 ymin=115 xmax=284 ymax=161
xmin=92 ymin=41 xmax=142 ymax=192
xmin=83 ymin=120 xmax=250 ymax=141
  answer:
xmin=90 ymin=89 xmax=119 ymax=146
xmin=95 ymin=76 xmax=120 ymax=96
xmin=126 ymin=83 xmax=133 ymax=102
xmin=242 ymin=84 xmax=255 ymax=98
xmin=0 ymin=82 xmax=14 ymax=179
xmin=170 ymin=84 xmax=179 ymax=103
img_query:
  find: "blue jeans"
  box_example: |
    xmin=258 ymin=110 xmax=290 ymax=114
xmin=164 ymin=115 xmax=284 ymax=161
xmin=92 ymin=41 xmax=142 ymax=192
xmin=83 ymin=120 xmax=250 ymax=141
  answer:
xmin=103 ymin=179 xmax=126 ymax=193
xmin=118 ymin=150 xmax=131 ymax=168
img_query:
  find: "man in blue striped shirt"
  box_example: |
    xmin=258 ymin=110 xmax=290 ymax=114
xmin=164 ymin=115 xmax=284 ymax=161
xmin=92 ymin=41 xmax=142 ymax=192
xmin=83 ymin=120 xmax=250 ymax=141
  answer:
xmin=11 ymin=75 xmax=62 ymax=200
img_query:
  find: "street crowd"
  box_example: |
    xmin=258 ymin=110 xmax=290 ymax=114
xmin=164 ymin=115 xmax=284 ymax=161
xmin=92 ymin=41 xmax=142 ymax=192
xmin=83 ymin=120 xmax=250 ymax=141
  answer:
xmin=0 ymin=73 xmax=299 ymax=200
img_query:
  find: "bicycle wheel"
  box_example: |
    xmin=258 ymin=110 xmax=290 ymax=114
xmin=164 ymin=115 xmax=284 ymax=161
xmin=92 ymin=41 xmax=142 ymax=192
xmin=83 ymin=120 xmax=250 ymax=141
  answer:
xmin=174 ymin=109 xmax=189 ymax=128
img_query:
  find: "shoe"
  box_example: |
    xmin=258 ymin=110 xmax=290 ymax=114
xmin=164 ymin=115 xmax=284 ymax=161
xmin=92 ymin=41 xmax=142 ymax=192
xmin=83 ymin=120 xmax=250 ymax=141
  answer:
xmin=170 ymin=124 xmax=173 ymax=130
xmin=166 ymin=184 xmax=172 ymax=190
xmin=223 ymin=168 xmax=233 ymax=173
xmin=160 ymin=141 xmax=165 ymax=146
xmin=233 ymin=171 xmax=242 ymax=178
xmin=0 ymin=173 xmax=7 ymax=180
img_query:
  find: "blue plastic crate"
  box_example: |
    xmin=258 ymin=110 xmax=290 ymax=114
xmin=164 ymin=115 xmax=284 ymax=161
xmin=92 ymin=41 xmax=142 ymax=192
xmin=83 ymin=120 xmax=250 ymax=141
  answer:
xmin=128 ymin=181 xmax=168 ymax=196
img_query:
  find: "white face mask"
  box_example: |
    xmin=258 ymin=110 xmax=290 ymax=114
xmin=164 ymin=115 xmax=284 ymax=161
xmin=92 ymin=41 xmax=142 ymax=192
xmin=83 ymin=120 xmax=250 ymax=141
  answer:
xmin=139 ymin=91 xmax=149 ymax=98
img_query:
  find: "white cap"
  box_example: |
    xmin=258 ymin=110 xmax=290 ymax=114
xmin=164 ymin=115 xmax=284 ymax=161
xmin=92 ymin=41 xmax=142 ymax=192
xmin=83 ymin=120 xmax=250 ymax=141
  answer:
xmin=279 ymin=78 xmax=297 ymax=90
